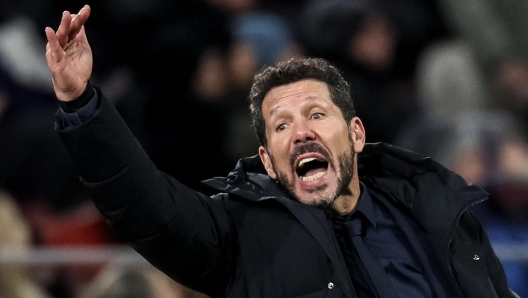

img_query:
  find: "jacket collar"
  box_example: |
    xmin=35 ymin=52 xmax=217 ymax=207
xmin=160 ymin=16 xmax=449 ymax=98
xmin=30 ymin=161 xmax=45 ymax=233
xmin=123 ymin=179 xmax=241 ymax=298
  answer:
xmin=358 ymin=142 xmax=488 ymax=249
xmin=202 ymin=143 xmax=488 ymax=245
xmin=202 ymin=155 xmax=289 ymax=202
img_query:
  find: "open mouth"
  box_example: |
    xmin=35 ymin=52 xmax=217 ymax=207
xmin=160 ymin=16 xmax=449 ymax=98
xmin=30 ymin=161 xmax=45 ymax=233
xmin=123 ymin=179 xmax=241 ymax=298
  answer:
xmin=296 ymin=157 xmax=329 ymax=182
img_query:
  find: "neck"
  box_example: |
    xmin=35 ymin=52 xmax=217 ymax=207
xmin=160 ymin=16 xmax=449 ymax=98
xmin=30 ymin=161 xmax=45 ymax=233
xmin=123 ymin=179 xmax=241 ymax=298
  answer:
xmin=328 ymin=177 xmax=361 ymax=216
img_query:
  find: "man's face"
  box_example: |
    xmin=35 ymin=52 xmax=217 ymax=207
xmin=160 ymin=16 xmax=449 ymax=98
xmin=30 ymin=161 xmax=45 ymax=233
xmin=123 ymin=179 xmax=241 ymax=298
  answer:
xmin=258 ymin=79 xmax=365 ymax=207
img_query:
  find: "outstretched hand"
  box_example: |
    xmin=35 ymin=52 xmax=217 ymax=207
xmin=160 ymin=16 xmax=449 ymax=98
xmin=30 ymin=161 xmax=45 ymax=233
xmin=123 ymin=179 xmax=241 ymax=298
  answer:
xmin=45 ymin=5 xmax=92 ymax=102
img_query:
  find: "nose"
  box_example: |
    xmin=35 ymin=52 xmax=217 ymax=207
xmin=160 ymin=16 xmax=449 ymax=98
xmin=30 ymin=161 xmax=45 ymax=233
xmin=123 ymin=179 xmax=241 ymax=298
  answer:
xmin=293 ymin=121 xmax=316 ymax=144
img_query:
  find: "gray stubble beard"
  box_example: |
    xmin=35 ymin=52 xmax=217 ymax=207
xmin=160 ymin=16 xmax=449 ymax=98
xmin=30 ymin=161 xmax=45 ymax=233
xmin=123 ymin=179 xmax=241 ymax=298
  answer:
xmin=271 ymin=141 xmax=355 ymax=209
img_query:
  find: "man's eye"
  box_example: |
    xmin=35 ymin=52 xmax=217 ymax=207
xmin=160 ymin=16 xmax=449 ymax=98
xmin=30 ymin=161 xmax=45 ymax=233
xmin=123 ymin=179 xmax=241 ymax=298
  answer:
xmin=277 ymin=123 xmax=286 ymax=132
xmin=312 ymin=113 xmax=323 ymax=120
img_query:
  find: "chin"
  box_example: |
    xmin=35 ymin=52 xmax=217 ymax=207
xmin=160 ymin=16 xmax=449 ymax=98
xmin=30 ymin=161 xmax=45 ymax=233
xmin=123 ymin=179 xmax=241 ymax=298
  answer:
xmin=294 ymin=188 xmax=337 ymax=208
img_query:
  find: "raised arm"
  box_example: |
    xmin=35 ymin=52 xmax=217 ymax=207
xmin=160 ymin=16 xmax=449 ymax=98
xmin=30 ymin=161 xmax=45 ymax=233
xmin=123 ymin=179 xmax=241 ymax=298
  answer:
xmin=45 ymin=5 xmax=92 ymax=101
xmin=44 ymin=6 xmax=236 ymax=296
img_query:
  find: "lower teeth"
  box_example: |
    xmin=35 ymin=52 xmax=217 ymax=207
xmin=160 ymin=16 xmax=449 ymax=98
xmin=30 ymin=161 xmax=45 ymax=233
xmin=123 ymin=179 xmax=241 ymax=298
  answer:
xmin=301 ymin=171 xmax=325 ymax=182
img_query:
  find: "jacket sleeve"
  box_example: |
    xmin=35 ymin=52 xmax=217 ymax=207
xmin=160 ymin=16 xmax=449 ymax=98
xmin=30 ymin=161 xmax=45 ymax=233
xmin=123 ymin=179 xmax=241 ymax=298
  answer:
xmin=55 ymin=87 xmax=237 ymax=296
xmin=478 ymin=218 xmax=520 ymax=298
xmin=451 ymin=211 xmax=519 ymax=298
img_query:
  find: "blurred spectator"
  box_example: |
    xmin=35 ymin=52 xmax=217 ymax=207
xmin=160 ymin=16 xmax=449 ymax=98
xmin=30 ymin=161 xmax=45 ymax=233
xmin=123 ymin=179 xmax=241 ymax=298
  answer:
xmin=0 ymin=191 xmax=52 ymax=298
xmin=0 ymin=0 xmax=56 ymax=125
xmin=0 ymin=0 xmax=56 ymax=128
xmin=79 ymin=0 xmax=238 ymax=193
xmin=436 ymin=0 xmax=528 ymax=142
xmin=395 ymin=111 xmax=516 ymax=187
xmin=0 ymin=1 xmax=53 ymax=93
xmin=487 ymin=57 xmax=528 ymax=144
xmin=497 ymin=139 xmax=528 ymax=185
xmin=298 ymin=0 xmax=414 ymax=143
xmin=188 ymin=0 xmax=302 ymax=161
xmin=437 ymin=0 xmax=528 ymax=71
xmin=0 ymin=0 xmax=87 ymax=211
xmin=230 ymin=9 xmax=298 ymax=69
xmin=413 ymin=40 xmax=490 ymax=125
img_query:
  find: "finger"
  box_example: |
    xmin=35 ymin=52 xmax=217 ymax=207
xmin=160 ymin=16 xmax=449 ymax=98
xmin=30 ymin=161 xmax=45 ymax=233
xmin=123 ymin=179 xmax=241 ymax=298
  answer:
xmin=45 ymin=27 xmax=64 ymax=65
xmin=45 ymin=27 xmax=58 ymax=51
xmin=68 ymin=5 xmax=91 ymax=43
xmin=76 ymin=25 xmax=89 ymax=45
xmin=56 ymin=10 xmax=72 ymax=48
xmin=45 ymin=31 xmax=52 ymax=52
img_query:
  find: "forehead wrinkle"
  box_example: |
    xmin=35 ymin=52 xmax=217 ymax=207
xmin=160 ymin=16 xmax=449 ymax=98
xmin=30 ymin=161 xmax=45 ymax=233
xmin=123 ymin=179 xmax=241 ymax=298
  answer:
xmin=263 ymin=80 xmax=331 ymax=121
xmin=268 ymin=95 xmax=320 ymax=117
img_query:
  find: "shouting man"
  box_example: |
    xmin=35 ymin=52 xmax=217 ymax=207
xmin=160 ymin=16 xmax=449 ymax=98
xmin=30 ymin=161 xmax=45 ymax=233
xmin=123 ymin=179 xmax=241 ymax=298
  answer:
xmin=45 ymin=5 xmax=517 ymax=298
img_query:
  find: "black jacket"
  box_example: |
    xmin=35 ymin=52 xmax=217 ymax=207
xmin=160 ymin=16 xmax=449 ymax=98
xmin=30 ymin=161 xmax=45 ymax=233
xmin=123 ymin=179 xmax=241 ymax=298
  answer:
xmin=56 ymin=89 xmax=517 ymax=298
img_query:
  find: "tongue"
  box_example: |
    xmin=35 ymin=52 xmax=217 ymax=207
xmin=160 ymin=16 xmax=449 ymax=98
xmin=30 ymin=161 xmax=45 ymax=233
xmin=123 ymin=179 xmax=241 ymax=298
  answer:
xmin=304 ymin=168 xmax=325 ymax=177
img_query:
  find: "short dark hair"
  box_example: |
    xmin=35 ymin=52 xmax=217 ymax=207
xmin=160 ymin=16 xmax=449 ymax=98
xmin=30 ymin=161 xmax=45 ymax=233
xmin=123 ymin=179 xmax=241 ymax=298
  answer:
xmin=249 ymin=57 xmax=355 ymax=147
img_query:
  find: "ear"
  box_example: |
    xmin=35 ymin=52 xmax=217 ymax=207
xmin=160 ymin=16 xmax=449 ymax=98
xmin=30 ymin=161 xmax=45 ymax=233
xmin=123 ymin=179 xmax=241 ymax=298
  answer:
xmin=349 ymin=117 xmax=366 ymax=153
xmin=259 ymin=146 xmax=277 ymax=179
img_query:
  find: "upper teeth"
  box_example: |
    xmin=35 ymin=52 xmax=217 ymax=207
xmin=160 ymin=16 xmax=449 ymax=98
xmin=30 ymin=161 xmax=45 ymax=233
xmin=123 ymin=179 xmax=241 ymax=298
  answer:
xmin=298 ymin=157 xmax=316 ymax=168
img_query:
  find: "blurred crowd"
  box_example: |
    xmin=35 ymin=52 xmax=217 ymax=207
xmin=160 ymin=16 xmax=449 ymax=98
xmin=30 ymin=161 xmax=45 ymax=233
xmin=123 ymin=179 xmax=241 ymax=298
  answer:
xmin=1 ymin=0 xmax=528 ymax=297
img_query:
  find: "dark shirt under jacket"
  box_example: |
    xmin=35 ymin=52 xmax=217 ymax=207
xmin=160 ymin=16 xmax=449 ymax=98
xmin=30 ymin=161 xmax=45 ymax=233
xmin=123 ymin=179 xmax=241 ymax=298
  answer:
xmin=332 ymin=183 xmax=458 ymax=298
